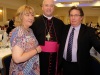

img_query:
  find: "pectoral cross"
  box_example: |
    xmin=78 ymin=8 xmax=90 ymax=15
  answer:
xmin=46 ymin=32 xmax=51 ymax=41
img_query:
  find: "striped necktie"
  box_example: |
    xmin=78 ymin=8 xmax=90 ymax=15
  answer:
xmin=66 ymin=28 xmax=75 ymax=62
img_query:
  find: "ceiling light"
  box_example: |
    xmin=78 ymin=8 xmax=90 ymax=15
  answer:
xmin=71 ymin=2 xmax=79 ymax=6
xmin=93 ymin=1 xmax=100 ymax=6
xmin=0 ymin=9 xmax=2 ymax=12
xmin=55 ymin=3 xmax=65 ymax=7
xmin=54 ymin=0 xmax=100 ymax=7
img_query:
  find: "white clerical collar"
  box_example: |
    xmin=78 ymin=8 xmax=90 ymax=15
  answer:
xmin=43 ymin=14 xmax=53 ymax=20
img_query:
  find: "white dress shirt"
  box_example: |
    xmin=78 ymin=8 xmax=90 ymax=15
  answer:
xmin=63 ymin=25 xmax=81 ymax=62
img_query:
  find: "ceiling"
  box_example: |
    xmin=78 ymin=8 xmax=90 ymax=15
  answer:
xmin=0 ymin=0 xmax=100 ymax=16
xmin=55 ymin=0 xmax=100 ymax=7
xmin=0 ymin=0 xmax=100 ymax=8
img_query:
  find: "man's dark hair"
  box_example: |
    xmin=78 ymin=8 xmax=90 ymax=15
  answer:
xmin=69 ymin=6 xmax=84 ymax=16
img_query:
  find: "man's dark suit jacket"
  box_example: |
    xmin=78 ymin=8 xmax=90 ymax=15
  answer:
xmin=58 ymin=24 xmax=100 ymax=75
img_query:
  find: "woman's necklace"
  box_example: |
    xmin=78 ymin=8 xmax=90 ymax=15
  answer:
xmin=21 ymin=26 xmax=30 ymax=33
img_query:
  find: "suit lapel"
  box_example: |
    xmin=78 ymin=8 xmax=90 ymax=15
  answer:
xmin=62 ymin=25 xmax=70 ymax=49
xmin=59 ymin=25 xmax=70 ymax=60
xmin=77 ymin=24 xmax=86 ymax=61
xmin=78 ymin=24 xmax=86 ymax=44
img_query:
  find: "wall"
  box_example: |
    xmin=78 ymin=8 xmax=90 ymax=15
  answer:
xmin=0 ymin=4 xmax=100 ymax=26
xmin=55 ymin=7 xmax=100 ymax=25
xmin=0 ymin=4 xmax=17 ymax=26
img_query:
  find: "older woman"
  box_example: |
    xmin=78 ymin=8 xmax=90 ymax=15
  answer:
xmin=9 ymin=5 xmax=41 ymax=75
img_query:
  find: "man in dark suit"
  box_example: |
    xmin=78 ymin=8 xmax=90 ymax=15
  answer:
xmin=58 ymin=6 xmax=100 ymax=75
xmin=6 ymin=17 xmax=15 ymax=35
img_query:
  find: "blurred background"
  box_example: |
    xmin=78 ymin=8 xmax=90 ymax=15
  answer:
xmin=0 ymin=0 xmax=100 ymax=25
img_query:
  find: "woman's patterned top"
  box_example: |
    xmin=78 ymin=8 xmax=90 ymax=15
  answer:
xmin=9 ymin=26 xmax=40 ymax=75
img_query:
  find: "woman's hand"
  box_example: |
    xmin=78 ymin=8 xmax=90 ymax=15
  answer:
xmin=36 ymin=46 xmax=41 ymax=53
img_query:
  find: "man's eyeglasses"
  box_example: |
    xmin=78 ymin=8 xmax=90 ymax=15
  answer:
xmin=69 ymin=14 xmax=81 ymax=17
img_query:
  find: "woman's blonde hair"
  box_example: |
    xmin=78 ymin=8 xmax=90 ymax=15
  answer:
xmin=14 ymin=5 xmax=34 ymax=27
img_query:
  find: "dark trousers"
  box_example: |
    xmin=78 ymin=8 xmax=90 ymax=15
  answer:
xmin=39 ymin=52 xmax=57 ymax=75
xmin=62 ymin=58 xmax=80 ymax=75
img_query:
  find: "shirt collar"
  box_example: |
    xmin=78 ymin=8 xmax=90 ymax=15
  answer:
xmin=43 ymin=14 xmax=53 ymax=20
xmin=71 ymin=24 xmax=81 ymax=31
